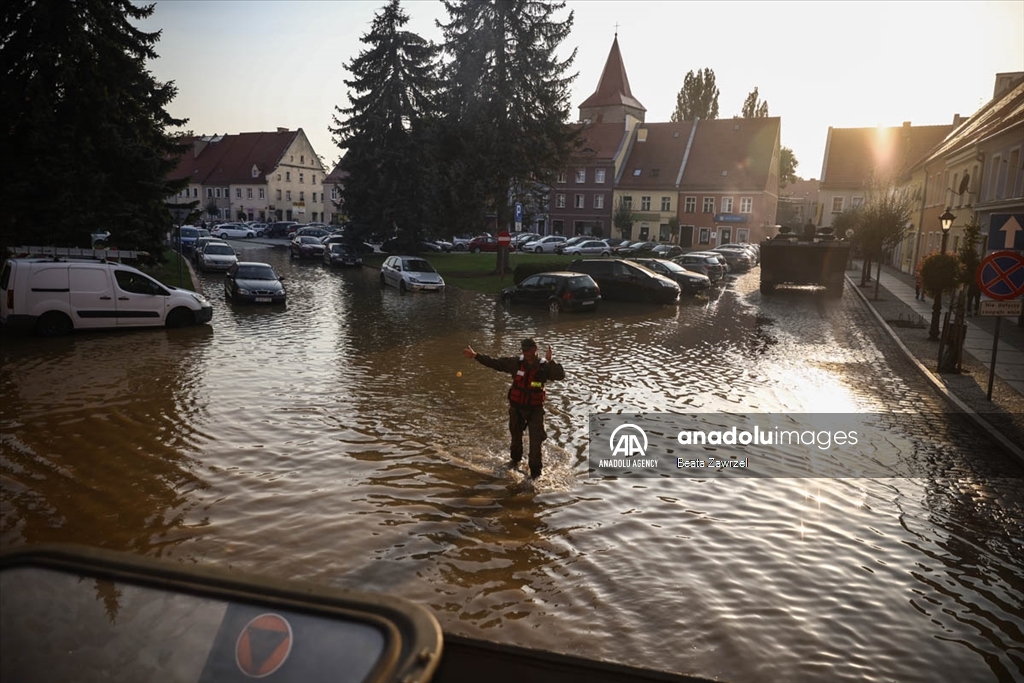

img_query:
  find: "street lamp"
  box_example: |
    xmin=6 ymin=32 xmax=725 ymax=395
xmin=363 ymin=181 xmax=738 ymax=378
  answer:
xmin=928 ymin=207 xmax=956 ymax=340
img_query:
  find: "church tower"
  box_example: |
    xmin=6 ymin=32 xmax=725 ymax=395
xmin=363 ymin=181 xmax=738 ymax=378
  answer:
xmin=578 ymin=35 xmax=646 ymax=124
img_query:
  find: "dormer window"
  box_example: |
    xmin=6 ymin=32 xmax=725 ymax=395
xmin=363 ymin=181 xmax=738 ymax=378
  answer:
xmin=251 ymin=165 xmax=259 ymax=178
xmin=650 ymin=169 xmax=660 ymax=177
xmin=633 ymin=169 xmax=641 ymax=176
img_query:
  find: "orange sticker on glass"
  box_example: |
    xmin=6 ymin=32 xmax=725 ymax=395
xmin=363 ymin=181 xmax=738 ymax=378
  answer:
xmin=235 ymin=613 xmax=293 ymax=678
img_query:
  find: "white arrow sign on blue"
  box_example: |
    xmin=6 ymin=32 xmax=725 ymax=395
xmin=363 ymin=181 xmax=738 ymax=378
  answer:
xmin=988 ymin=214 xmax=1024 ymax=250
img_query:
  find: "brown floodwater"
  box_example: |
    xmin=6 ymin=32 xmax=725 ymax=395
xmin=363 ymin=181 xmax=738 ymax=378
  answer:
xmin=2 ymin=243 xmax=1022 ymax=682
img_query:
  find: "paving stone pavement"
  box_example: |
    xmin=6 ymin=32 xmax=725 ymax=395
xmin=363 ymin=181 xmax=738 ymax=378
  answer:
xmin=847 ymin=260 xmax=1024 ymax=464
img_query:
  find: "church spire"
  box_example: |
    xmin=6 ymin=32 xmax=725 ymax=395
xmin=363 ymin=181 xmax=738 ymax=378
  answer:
xmin=578 ymin=35 xmax=646 ymax=124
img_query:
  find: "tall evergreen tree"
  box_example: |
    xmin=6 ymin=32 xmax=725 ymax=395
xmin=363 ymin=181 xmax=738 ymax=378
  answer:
xmin=0 ymin=0 xmax=188 ymax=255
xmin=330 ymin=0 xmax=440 ymax=245
xmin=779 ymin=147 xmax=798 ymax=188
xmin=438 ymin=0 xmax=580 ymax=230
xmin=670 ymin=68 xmax=720 ymax=122
xmin=740 ymin=87 xmax=769 ymax=117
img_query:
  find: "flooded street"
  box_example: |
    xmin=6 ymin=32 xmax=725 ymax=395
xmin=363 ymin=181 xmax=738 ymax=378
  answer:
xmin=2 ymin=243 xmax=1022 ymax=682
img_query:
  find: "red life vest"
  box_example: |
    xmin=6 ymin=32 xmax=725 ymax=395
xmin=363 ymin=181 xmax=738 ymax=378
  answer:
xmin=508 ymin=358 xmax=546 ymax=406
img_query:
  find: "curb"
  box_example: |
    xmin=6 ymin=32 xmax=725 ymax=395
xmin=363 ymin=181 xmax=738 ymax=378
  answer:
xmin=846 ymin=273 xmax=1024 ymax=464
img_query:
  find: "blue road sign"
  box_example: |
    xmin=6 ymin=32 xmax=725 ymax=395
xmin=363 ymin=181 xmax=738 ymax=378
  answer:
xmin=987 ymin=214 xmax=1024 ymax=251
xmin=976 ymin=251 xmax=1024 ymax=301
xmin=514 ymin=203 xmax=523 ymax=222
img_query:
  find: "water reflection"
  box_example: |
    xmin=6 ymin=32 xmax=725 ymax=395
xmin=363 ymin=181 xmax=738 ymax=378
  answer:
xmin=2 ymin=245 xmax=1022 ymax=683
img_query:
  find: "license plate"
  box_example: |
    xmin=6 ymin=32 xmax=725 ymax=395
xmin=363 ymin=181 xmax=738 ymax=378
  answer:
xmin=254 ymin=297 xmax=271 ymax=303
xmin=582 ymin=300 xmax=595 ymax=305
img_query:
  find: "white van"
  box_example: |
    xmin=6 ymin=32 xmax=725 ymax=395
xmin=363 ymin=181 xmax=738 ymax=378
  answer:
xmin=0 ymin=257 xmax=213 ymax=336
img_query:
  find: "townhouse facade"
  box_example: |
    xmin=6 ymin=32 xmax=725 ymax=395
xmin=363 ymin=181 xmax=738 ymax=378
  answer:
xmin=167 ymin=128 xmax=327 ymax=224
xmin=547 ymin=36 xmax=779 ymax=245
xmin=895 ymin=72 xmax=1024 ymax=274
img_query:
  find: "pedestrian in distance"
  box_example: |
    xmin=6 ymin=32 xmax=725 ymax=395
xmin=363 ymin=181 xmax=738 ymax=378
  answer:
xmin=462 ymin=338 xmax=565 ymax=479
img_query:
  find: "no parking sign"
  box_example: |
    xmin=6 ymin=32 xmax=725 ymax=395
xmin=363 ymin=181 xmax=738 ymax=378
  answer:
xmin=976 ymin=251 xmax=1024 ymax=301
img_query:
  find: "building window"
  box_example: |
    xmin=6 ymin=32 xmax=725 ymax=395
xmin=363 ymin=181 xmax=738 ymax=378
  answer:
xmin=831 ymin=197 xmax=845 ymax=213
xmin=595 ymin=169 xmax=606 ymax=184
xmin=276 ymin=189 xmax=282 ymax=200
xmin=331 ymin=187 xmax=339 ymax=201
xmin=236 ymin=188 xmax=242 ymax=199
xmin=252 ymin=166 xmax=259 ymax=178
xmin=277 ymin=174 xmax=281 ymax=181
xmin=699 ymin=227 xmax=710 ymax=245
xmin=259 ymin=188 xmax=265 ymax=199
xmin=286 ymin=171 xmax=291 ymax=181
xmin=312 ymin=175 xmax=316 ymax=184
xmin=660 ymin=196 xmax=671 ymax=212
xmin=622 ymin=196 xmax=633 ymax=210
xmin=684 ymin=196 xmax=696 ymax=213
xmin=575 ymin=169 xmax=586 ymax=183
xmin=312 ymin=192 xmax=316 ymax=202
xmin=300 ymin=173 xmax=304 ymax=184
xmin=575 ymin=194 xmax=585 ymax=209
xmin=556 ymin=194 xmax=566 ymax=209
xmin=300 ymin=155 xmax=304 ymax=164
xmin=703 ymin=197 xmax=715 ymax=213
xmin=557 ymin=172 xmax=566 ymax=184
xmin=193 ymin=188 xmax=198 ymax=198
xmin=721 ymin=197 xmax=733 ymax=213
xmin=594 ymin=194 xmax=605 ymax=209
xmin=215 ymin=188 xmax=221 ymax=199
xmin=1007 ymin=148 xmax=1020 ymax=198
xmin=740 ymin=197 xmax=753 ymax=213
xmin=247 ymin=188 xmax=253 ymax=199
xmin=299 ymin=191 xmax=304 ymax=201
xmin=852 ymin=196 xmax=864 ymax=208
xmin=286 ymin=190 xmax=291 ymax=201
xmin=641 ymin=196 xmax=651 ymax=211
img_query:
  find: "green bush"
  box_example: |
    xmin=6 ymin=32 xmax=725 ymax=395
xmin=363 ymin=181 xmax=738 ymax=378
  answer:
xmin=919 ymin=252 xmax=961 ymax=296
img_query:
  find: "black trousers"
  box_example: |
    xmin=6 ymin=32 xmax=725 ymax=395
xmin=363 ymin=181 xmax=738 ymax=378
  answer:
xmin=509 ymin=404 xmax=546 ymax=477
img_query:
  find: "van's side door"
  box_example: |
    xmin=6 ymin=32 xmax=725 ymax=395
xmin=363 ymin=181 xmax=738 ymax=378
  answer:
xmin=112 ymin=270 xmax=169 ymax=327
xmin=68 ymin=266 xmax=117 ymax=329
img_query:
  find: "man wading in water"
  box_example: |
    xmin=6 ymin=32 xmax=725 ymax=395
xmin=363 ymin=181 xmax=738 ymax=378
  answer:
xmin=462 ymin=338 xmax=565 ymax=479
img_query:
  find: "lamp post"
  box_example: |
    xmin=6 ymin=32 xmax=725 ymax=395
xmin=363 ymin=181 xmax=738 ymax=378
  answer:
xmin=928 ymin=207 xmax=956 ymax=340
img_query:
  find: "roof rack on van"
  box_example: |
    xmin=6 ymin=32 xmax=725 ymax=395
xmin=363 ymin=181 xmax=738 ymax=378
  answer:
xmin=7 ymin=246 xmax=146 ymax=261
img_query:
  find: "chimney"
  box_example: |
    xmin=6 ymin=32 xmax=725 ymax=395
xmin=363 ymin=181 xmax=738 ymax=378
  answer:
xmin=952 ymin=113 xmax=965 ymax=128
xmin=277 ymin=127 xmax=289 ymax=133
xmin=993 ymin=72 xmax=1024 ymax=99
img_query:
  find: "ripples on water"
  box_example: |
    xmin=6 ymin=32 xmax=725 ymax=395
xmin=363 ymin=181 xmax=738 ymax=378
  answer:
xmin=1 ymin=247 xmax=1022 ymax=682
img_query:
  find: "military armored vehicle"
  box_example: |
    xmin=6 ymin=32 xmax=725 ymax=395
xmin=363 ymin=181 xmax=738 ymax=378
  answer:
xmin=759 ymin=225 xmax=850 ymax=296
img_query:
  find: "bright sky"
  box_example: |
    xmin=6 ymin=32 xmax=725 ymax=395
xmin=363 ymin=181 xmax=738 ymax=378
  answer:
xmin=140 ymin=0 xmax=1024 ymax=182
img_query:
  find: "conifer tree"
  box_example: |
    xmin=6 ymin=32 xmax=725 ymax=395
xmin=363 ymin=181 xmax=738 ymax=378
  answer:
xmin=671 ymin=69 xmax=720 ymax=122
xmin=740 ymin=87 xmax=769 ymax=118
xmin=330 ymin=0 xmax=440 ymax=246
xmin=438 ymin=0 xmax=580 ymax=231
xmin=0 ymin=0 xmax=188 ymax=255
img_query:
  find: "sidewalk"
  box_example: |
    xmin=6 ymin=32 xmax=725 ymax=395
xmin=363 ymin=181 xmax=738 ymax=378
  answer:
xmin=848 ymin=260 xmax=1024 ymax=462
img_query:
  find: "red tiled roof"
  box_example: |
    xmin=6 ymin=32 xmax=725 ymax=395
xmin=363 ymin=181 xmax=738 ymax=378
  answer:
xmin=572 ymin=121 xmax=631 ymax=162
xmin=168 ymin=130 xmax=299 ymax=184
xmin=820 ymin=123 xmax=952 ymax=190
xmin=677 ymin=117 xmax=781 ymax=191
xmin=579 ymin=36 xmax=645 ymax=113
xmin=616 ymin=121 xmax=695 ymax=190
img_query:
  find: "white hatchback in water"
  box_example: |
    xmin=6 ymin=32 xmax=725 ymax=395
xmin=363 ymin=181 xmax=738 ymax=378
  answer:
xmin=379 ymin=255 xmax=445 ymax=292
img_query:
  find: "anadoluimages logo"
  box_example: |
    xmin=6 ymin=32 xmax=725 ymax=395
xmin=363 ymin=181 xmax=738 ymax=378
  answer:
xmin=609 ymin=423 xmax=648 ymax=457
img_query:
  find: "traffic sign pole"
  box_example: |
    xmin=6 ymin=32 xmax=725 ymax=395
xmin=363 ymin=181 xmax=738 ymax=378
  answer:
xmin=975 ymin=251 xmax=1024 ymax=400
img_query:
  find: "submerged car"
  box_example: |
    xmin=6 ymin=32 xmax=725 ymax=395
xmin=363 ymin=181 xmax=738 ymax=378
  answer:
xmin=380 ymin=255 xmax=445 ymax=292
xmin=568 ymin=258 xmax=679 ymax=304
xmin=323 ymin=242 xmax=362 ymax=268
xmin=196 ymin=242 xmax=238 ymax=272
xmin=630 ymin=258 xmax=712 ymax=296
xmin=501 ymin=271 xmax=601 ymax=313
xmin=224 ymin=262 xmax=286 ymax=304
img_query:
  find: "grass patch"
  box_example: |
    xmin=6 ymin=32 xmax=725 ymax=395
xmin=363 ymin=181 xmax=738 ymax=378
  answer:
xmin=363 ymin=252 xmax=580 ymax=294
xmin=139 ymin=249 xmax=194 ymax=290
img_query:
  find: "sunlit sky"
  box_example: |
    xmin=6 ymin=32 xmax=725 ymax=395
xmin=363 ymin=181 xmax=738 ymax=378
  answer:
xmin=139 ymin=0 xmax=1024 ymax=180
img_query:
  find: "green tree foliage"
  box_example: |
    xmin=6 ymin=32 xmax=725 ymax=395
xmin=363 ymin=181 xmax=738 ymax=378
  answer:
xmin=612 ymin=197 xmax=635 ymax=238
xmin=919 ymin=252 xmax=961 ymax=296
xmin=330 ymin=0 xmax=440 ymax=246
xmin=740 ymin=87 xmax=769 ymax=118
xmin=671 ymin=68 xmax=720 ymax=122
xmin=437 ymin=0 xmax=581 ymax=231
xmin=0 ymin=0 xmax=188 ymax=255
xmin=956 ymin=218 xmax=983 ymax=287
xmin=779 ymin=147 xmax=798 ymax=188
